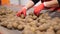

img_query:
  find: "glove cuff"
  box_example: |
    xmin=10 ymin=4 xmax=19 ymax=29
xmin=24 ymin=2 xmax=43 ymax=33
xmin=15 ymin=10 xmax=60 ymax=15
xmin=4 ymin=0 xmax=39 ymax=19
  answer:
xmin=43 ymin=2 xmax=47 ymax=7
xmin=23 ymin=7 xmax=27 ymax=10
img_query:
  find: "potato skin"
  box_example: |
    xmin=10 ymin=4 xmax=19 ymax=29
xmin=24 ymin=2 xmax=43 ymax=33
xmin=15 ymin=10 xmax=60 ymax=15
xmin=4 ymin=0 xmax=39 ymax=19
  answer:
xmin=17 ymin=25 xmax=24 ymax=30
xmin=20 ymin=14 xmax=25 ymax=19
xmin=7 ymin=23 xmax=13 ymax=29
xmin=45 ymin=27 xmax=55 ymax=34
xmin=12 ymin=22 xmax=18 ymax=28
xmin=38 ymin=23 xmax=51 ymax=31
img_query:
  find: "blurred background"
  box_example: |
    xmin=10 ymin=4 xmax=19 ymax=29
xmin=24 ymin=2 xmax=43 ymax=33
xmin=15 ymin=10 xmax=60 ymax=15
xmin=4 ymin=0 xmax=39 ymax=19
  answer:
xmin=10 ymin=0 xmax=29 ymax=6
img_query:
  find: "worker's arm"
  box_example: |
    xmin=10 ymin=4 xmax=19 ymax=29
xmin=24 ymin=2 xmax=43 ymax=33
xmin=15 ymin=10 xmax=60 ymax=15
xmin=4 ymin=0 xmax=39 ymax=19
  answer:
xmin=16 ymin=0 xmax=35 ymax=16
xmin=34 ymin=0 xmax=60 ymax=16
xmin=43 ymin=0 xmax=59 ymax=7
xmin=16 ymin=0 xmax=41 ymax=16
xmin=25 ymin=0 xmax=34 ymax=9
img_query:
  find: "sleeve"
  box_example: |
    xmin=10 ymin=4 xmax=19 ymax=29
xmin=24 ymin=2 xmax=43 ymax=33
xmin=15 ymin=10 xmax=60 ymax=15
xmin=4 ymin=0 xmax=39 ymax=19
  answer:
xmin=32 ymin=0 xmax=40 ymax=4
xmin=57 ymin=0 xmax=60 ymax=6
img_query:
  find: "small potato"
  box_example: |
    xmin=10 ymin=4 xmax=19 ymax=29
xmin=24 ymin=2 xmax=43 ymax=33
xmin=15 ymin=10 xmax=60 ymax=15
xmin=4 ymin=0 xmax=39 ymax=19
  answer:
xmin=7 ymin=23 xmax=13 ymax=29
xmin=45 ymin=16 xmax=51 ymax=20
xmin=36 ymin=30 xmax=45 ymax=34
xmin=39 ymin=14 xmax=45 ymax=18
xmin=18 ymin=21 xmax=25 ymax=25
xmin=44 ymin=13 xmax=49 ymax=17
xmin=32 ymin=15 xmax=37 ymax=20
xmin=20 ymin=14 xmax=25 ymax=19
xmin=51 ymin=21 xmax=58 ymax=26
xmin=17 ymin=18 xmax=25 ymax=22
xmin=6 ymin=9 xmax=13 ymax=14
xmin=39 ymin=19 xmax=46 ymax=24
xmin=29 ymin=21 xmax=37 ymax=25
xmin=53 ymin=25 xmax=60 ymax=31
xmin=22 ymin=26 xmax=35 ymax=34
xmin=22 ymin=30 xmax=35 ymax=34
xmin=56 ymin=30 xmax=60 ymax=34
xmin=1 ymin=21 xmax=8 ymax=26
xmin=36 ymin=23 xmax=42 ymax=27
xmin=30 ymin=27 xmax=37 ymax=32
xmin=52 ymin=17 xmax=60 ymax=22
xmin=45 ymin=27 xmax=55 ymax=34
xmin=21 ymin=19 xmax=25 ymax=22
xmin=17 ymin=25 xmax=24 ymax=30
xmin=38 ymin=23 xmax=51 ymax=31
xmin=12 ymin=22 xmax=18 ymax=28
xmin=25 ymin=18 xmax=33 ymax=23
xmin=0 ymin=10 xmax=6 ymax=15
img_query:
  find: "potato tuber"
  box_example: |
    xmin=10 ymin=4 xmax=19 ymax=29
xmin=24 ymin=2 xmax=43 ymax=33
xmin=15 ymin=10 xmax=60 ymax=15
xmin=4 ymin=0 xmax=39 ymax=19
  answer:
xmin=12 ymin=22 xmax=18 ymax=28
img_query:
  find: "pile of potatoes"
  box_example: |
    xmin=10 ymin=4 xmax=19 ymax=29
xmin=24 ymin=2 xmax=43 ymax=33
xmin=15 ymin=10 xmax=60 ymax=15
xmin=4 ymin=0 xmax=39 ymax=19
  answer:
xmin=0 ymin=7 xmax=60 ymax=34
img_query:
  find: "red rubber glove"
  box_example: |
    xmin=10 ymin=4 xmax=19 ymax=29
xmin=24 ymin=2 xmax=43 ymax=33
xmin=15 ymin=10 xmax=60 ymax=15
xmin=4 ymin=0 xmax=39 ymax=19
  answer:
xmin=56 ymin=8 xmax=60 ymax=12
xmin=48 ymin=7 xmax=56 ymax=11
xmin=34 ymin=3 xmax=45 ymax=16
xmin=48 ymin=7 xmax=60 ymax=12
xmin=16 ymin=7 xmax=27 ymax=17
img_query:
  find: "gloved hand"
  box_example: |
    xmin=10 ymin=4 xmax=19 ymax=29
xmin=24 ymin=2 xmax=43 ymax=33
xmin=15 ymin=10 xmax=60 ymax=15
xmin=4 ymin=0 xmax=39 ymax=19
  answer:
xmin=16 ymin=7 xmax=27 ymax=17
xmin=48 ymin=7 xmax=56 ymax=11
xmin=48 ymin=7 xmax=60 ymax=12
xmin=56 ymin=7 xmax=60 ymax=12
xmin=34 ymin=3 xmax=45 ymax=16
